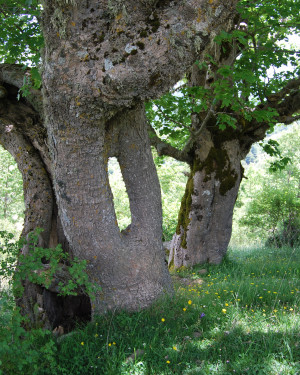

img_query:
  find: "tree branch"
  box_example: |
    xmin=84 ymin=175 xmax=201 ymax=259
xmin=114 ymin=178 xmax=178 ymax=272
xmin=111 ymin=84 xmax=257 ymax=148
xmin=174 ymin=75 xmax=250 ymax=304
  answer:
xmin=265 ymin=76 xmax=300 ymax=120
xmin=148 ymin=122 xmax=191 ymax=163
xmin=0 ymin=77 xmax=51 ymax=173
xmin=0 ymin=63 xmax=43 ymax=116
xmin=282 ymin=115 xmax=300 ymax=125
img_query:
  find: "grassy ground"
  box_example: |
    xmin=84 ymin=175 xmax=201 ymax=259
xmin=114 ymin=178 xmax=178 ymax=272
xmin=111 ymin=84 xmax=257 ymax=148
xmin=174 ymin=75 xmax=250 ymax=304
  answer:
xmin=0 ymin=246 xmax=299 ymax=375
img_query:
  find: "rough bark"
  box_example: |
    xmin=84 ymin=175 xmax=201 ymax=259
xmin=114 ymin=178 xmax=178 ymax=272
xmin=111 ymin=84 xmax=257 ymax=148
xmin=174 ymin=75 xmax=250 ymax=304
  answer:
xmin=43 ymin=98 xmax=172 ymax=314
xmin=0 ymin=73 xmax=91 ymax=330
xmin=41 ymin=0 xmax=238 ymax=117
xmin=1 ymin=0 xmax=238 ymax=327
xmin=0 ymin=67 xmax=172 ymax=323
xmin=40 ymin=0 xmax=237 ymax=315
xmin=169 ymin=128 xmax=247 ymax=267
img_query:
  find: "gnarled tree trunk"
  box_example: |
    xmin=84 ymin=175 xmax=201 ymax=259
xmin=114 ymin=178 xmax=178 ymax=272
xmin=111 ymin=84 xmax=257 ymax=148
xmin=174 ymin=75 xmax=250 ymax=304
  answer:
xmin=169 ymin=128 xmax=246 ymax=267
xmin=0 ymin=0 xmax=238 ymax=328
xmin=0 ymin=79 xmax=90 ymax=330
xmin=40 ymin=0 xmax=237 ymax=316
xmin=166 ymin=58 xmax=300 ymax=269
xmin=45 ymin=100 xmax=172 ymax=314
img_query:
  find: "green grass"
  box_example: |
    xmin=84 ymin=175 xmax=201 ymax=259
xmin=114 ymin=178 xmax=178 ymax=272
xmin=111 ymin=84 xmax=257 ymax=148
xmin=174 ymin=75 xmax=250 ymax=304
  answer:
xmin=0 ymin=246 xmax=299 ymax=375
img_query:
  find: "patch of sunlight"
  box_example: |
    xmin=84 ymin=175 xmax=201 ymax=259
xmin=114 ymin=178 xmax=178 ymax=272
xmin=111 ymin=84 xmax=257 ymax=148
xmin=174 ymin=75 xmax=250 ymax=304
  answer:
xmin=191 ymin=337 xmax=215 ymax=350
xmin=183 ymin=361 xmax=227 ymax=375
xmin=120 ymin=360 xmax=147 ymax=375
xmin=267 ymin=357 xmax=296 ymax=374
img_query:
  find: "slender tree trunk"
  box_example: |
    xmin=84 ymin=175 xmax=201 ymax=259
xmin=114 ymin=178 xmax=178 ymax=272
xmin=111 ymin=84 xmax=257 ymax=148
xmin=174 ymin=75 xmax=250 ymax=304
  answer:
xmin=169 ymin=128 xmax=245 ymax=267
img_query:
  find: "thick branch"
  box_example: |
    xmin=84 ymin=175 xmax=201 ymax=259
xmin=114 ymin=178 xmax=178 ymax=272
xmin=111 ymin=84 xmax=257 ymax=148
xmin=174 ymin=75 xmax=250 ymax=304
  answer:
xmin=268 ymin=78 xmax=300 ymax=122
xmin=148 ymin=123 xmax=191 ymax=163
xmin=0 ymin=118 xmax=53 ymax=249
xmin=246 ymin=76 xmax=300 ymax=134
xmin=282 ymin=115 xmax=300 ymax=125
xmin=0 ymin=85 xmax=51 ymax=173
xmin=238 ymin=77 xmax=300 ymax=154
xmin=0 ymin=63 xmax=44 ymax=116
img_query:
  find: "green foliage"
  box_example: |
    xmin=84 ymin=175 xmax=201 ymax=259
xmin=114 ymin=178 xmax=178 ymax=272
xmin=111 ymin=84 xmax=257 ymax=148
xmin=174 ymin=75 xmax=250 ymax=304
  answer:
xmin=0 ymin=246 xmax=299 ymax=374
xmin=146 ymin=0 xmax=300 ymax=142
xmin=16 ymin=66 xmax=42 ymax=99
xmin=0 ymin=145 xmax=24 ymax=235
xmin=0 ymin=0 xmax=43 ymax=66
xmin=232 ymin=124 xmax=300 ymax=247
xmin=259 ymin=138 xmax=292 ymax=172
xmin=0 ymin=229 xmax=97 ymax=298
xmin=240 ymin=183 xmax=299 ymax=246
xmin=145 ymin=88 xmax=191 ymax=149
xmin=216 ymin=113 xmax=237 ymax=130
xmin=265 ymin=218 xmax=300 ymax=248
xmin=0 ymin=0 xmax=43 ymax=96
xmin=0 ymin=229 xmax=99 ymax=374
xmin=0 ymin=293 xmax=57 ymax=375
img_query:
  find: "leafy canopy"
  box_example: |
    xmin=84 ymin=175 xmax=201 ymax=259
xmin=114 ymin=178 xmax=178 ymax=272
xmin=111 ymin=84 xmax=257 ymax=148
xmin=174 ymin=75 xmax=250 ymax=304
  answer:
xmin=235 ymin=124 xmax=300 ymax=246
xmin=146 ymin=0 xmax=300 ymax=147
xmin=0 ymin=0 xmax=42 ymax=66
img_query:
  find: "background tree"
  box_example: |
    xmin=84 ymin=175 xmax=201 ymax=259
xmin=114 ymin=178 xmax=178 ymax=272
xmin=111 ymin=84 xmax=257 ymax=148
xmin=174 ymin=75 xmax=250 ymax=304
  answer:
xmin=234 ymin=123 xmax=300 ymax=247
xmin=148 ymin=0 xmax=300 ymax=268
xmin=0 ymin=0 xmax=237 ymax=329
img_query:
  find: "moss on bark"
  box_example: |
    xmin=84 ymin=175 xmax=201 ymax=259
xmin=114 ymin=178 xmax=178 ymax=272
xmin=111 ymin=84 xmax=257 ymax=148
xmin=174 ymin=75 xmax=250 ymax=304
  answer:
xmin=175 ymin=142 xmax=238 ymax=250
xmin=176 ymin=159 xmax=201 ymax=248
xmin=198 ymin=146 xmax=238 ymax=196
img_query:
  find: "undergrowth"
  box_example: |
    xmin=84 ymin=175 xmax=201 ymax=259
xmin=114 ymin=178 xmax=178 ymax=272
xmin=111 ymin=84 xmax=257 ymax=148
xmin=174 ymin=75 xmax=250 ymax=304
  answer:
xmin=0 ymin=246 xmax=299 ymax=374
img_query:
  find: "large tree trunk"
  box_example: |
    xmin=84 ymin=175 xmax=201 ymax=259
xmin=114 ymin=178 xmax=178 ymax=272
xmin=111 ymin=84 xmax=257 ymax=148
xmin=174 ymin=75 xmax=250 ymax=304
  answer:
xmin=1 ymin=0 xmax=238 ymax=328
xmin=0 ymin=88 xmax=171 ymax=324
xmin=44 ymin=99 xmax=172 ymax=314
xmin=40 ymin=0 xmax=237 ymax=315
xmin=169 ymin=128 xmax=245 ymax=268
xmin=149 ymin=22 xmax=300 ymax=270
